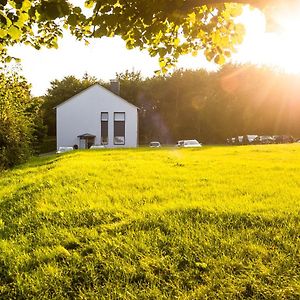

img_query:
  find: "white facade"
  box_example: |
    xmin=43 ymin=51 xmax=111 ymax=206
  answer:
xmin=56 ymin=84 xmax=138 ymax=149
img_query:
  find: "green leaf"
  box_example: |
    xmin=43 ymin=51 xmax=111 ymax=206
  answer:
xmin=158 ymin=48 xmax=167 ymax=57
xmin=22 ymin=0 xmax=31 ymax=11
xmin=214 ymin=54 xmax=226 ymax=65
xmin=8 ymin=25 xmax=22 ymax=40
xmin=67 ymin=14 xmax=77 ymax=27
xmin=188 ymin=12 xmax=196 ymax=24
xmin=204 ymin=49 xmax=215 ymax=62
xmin=84 ymin=0 xmax=94 ymax=9
xmin=94 ymin=27 xmax=106 ymax=38
xmin=173 ymin=37 xmax=180 ymax=47
xmin=73 ymin=7 xmax=82 ymax=14
xmin=0 ymin=28 xmax=6 ymax=38
xmin=159 ymin=58 xmax=166 ymax=68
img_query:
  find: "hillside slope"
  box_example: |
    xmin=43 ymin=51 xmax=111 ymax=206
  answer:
xmin=0 ymin=146 xmax=299 ymax=299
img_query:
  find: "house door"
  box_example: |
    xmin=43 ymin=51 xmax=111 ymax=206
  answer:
xmin=86 ymin=137 xmax=95 ymax=148
xmin=79 ymin=139 xmax=85 ymax=149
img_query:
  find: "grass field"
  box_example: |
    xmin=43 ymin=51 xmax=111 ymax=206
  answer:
xmin=0 ymin=145 xmax=299 ymax=299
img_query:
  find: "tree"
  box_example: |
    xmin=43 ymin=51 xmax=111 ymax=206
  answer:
xmin=29 ymin=96 xmax=47 ymax=153
xmin=111 ymin=66 xmax=300 ymax=144
xmin=0 ymin=0 xmax=282 ymax=70
xmin=116 ymin=70 xmax=143 ymax=105
xmin=0 ymin=72 xmax=42 ymax=168
xmin=42 ymin=74 xmax=98 ymax=135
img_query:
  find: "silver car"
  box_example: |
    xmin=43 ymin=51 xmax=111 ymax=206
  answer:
xmin=149 ymin=141 xmax=161 ymax=148
xmin=176 ymin=140 xmax=202 ymax=147
xmin=56 ymin=146 xmax=74 ymax=154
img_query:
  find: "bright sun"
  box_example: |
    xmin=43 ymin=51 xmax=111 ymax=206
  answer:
xmin=236 ymin=4 xmax=300 ymax=74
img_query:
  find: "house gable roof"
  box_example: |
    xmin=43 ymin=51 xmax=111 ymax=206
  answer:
xmin=54 ymin=83 xmax=139 ymax=110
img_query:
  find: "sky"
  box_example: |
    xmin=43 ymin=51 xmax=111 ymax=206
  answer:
xmin=7 ymin=5 xmax=291 ymax=96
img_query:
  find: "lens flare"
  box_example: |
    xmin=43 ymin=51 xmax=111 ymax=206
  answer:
xmin=235 ymin=4 xmax=300 ymax=74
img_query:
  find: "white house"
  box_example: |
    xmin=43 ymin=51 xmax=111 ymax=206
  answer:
xmin=55 ymin=82 xmax=138 ymax=149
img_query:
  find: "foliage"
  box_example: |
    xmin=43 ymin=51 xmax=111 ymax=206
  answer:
xmin=0 ymin=72 xmax=42 ymax=168
xmin=0 ymin=145 xmax=299 ymax=298
xmin=114 ymin=66 xmax=300 ymax=144
xmin=83 ymin=1 xmax=246 ymax=72
xmin=116 ymin=70 xmax=143 ymax=106
xmin=0 ymin=0 xmax=249 ymax=71
xmin=39 ymin=136 xmax=56 ymax=154
xmin=28 ymin=96 xmax=47 ymax=153
xmin=42 ymin=74 xmax=98 ymax=135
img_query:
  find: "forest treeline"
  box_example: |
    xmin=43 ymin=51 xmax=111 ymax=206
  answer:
xmin=44 ymin=65 xmax=300 ymax=145
xmin=1 ymin=64 xmax=300 ymax=168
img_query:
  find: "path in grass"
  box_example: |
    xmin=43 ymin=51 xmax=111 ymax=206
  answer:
xmin=0 ymin=145 xmax=299 ymax=299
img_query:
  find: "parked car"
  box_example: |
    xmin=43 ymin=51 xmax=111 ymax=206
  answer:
xmin=177 ymin=140 xmax=202 ymax=147
xmin=149 ymin=141 xmax=161 ymax=148
xmin=56 ymin=146 xmax=74 ymax=154
xmin=262 ymin=136 xmax=275 ymax=144
xmin=252 ymin=135 xmax=274 ymax=144
xmin=227 ymin=135 xmax=255 ymax=145
xmin=90 ymin=145 xmax=105 ymax=149
xmin=274 ymin=135 xmax=294 ymax=144
xmin=246 ymin=135 xmax=258 ymax=144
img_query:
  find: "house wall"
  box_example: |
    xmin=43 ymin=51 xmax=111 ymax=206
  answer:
xmin=56 ymin=85 xmax=138 ymax=149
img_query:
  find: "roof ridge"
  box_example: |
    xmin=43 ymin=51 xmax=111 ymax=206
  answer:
xmin=53 ymin=83 xmax=139 ymax=110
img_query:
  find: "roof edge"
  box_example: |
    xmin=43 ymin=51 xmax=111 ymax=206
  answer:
xmin=53 ymin=83 xmax=139 ymax=110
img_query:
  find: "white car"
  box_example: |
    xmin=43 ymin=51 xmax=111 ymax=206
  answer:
xmin=149 ymin=141 xmax=161 ymax=148
xmin=56 ymin=146 xmax=74 ymax=154
xmin=177 ymin=140 xmax=202 ymax=147
xmin=90 ymin=145 xmax=105 ymax=149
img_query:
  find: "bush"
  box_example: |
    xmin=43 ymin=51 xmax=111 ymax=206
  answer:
xmin=0 ymin=72 xmax=42 ymax=168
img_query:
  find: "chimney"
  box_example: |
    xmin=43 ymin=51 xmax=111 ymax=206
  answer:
xmin=110 ymin=79 xmax=120 ymax=95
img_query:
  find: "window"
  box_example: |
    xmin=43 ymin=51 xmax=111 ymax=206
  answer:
xmin=101 ymin=112 xmax=108 ymax=145
xmin=114 ymin=112 xmax=125 ymax=145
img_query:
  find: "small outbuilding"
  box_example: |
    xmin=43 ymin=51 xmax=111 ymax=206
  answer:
xmin=55 ymin=82 xmax=138 ymax=149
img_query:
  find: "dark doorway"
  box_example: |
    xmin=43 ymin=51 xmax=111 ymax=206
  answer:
xmin=77 ymin=133 xmax=96 ymax=149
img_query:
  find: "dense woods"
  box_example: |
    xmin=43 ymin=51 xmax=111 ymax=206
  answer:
xmin=128 ymin=65 xmax=300 ymax=144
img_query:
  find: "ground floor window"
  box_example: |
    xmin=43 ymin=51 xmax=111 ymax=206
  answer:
xmin=114 ymin=112 xmax=125 ymax=145
xmin=101 ymin=112 xmax=108 ymax=145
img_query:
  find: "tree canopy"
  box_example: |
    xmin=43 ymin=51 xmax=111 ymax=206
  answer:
xmin=0 ymin=0 xmax=283 ymax=70
xmin=119 ymin=66 xmax=300 ymax=143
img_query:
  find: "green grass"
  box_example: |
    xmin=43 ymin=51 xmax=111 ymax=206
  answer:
xmin=0 ymin=145 xmax=299 ymax=299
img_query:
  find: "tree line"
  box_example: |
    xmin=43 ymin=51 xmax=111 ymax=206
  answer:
xmin=1 ymin=64 xmax=300 ymax=168
xmin=120 ymin=66 xmax=300 ymax=144
xmin=43 ymin=65 xmax=300 ymax=146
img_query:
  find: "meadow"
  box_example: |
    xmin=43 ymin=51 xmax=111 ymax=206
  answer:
xmin=0 ymin=145 xmax=299 ymax=299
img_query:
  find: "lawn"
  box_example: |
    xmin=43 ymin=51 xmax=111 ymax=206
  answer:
xmin=0 ymin=145 xmax=299 ymax=299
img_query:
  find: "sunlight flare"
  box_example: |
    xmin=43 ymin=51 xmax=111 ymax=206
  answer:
xmin=235 ymin=4 xmax=300 ymax=74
